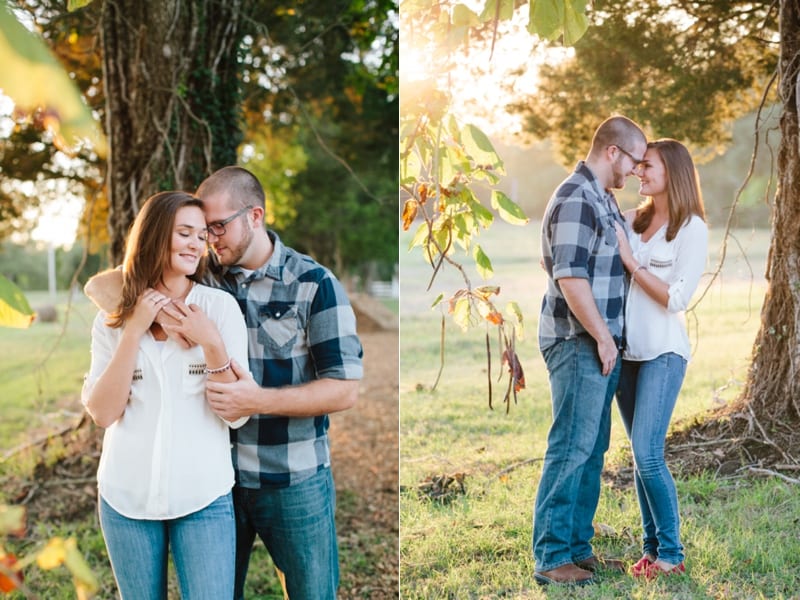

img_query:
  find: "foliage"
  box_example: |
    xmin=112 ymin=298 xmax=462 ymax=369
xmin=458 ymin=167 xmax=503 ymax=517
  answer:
xmin=0 ymin=273 xmax=34 ymax=328
xmin=239 ymin=0 xmax=399 ymax=277
xmin=399 ymin=0 xmax=591 ymax=407
xmin=0 ymin=0 xmax=105 ymax=155
xmin=511 ymin=0 xmax=779 ymax=164
xmin=0 ymin=505 xmax=98 ymax=598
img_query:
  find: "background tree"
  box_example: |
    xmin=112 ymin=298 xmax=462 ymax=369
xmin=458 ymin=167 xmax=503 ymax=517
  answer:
xmin=2 ymin=0 xmax=398 ymax=278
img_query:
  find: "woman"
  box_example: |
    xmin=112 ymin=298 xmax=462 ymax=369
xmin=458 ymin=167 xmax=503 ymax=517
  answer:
xmin=82 ymin=191 xmax=248 ymax=599
xmin=614 ymin=139 xmax=708 ymax=579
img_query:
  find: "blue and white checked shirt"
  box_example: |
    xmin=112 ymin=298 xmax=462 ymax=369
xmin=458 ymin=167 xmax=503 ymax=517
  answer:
xmin=206 ymin=231 xmax=363 ymax=488
xmin=538 ymin=161 xmax=627 ymax=352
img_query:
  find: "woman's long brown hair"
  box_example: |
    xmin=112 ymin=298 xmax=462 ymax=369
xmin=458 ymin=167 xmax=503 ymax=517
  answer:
xmin=633 ymin=139 xmax=706 ymax=241
xmin=107 ymin=191 xmax=207 ymax=328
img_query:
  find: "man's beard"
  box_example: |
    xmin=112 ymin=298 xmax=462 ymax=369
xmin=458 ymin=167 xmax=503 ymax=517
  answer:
xmin=213 ymin=225 xmax=254 ymax=267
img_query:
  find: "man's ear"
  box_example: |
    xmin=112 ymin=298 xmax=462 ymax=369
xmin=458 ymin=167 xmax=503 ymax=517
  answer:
xmin=250 ymin=205 xmax=266 ymax=228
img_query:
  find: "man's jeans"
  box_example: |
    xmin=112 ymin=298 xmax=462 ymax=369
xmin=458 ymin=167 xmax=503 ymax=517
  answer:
xmin=533 ymin=336 xmax=621 ymax=572
xmin=233 ymin=467 xmax=339 ymax=600
xmin=99 ymin=492 xmax=235 ymax=600
xmin=617 ymin=354 xmax=686 ymax=565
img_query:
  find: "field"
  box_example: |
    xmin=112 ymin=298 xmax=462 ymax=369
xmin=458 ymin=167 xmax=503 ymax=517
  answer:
xmin=399 ymin=222 xmax=800 ymax=599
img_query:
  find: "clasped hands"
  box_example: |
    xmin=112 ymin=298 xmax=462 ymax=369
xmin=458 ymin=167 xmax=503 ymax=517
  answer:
xmin=148 ymin=293 xmax=256 ymax=421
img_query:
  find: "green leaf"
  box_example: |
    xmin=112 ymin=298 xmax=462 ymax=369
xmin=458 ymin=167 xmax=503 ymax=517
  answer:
xmin=491 ymin=190 xmax=530 ymax=225
xmin=67 ymin=0 xmax=95 ymax=11
xmin=468 ymin=197 xmax=494 ymax=229
xmin=462 ymin=124 xmax=504 ymax=173
xmin=452 ymin=296 xmax=472 ymax=331
xmin=0 ymin=503 xmax=26 ymax=535
xmin=473 ymin=244 xmax=494 ymax=279
xmin=408 ymin=222 xmax=429 ymax=251
xmin=452 ymin=4 xmax=480 ymax=27
xmin=0 ymin=273 xmax=35 ymax=328
xmin=401 ymin=147 xmax=422 ymax=183
xmin=528 ymin=0 xmax=589 ymax=45
xmin=479 ymin=0 xmax=515 ymax=22
xmin=529 ymin=0 xmax=562 ymax=40
xmin=0 ymin=3 xmax=106 ymax=156
xmin=563 ymin=0 xmax=589 ymax=45
xmin=431 ymin=292 xmax=444 ymax=308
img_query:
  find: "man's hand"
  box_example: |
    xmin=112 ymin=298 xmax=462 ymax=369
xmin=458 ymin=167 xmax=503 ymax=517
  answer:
xmin=595 ymin=336 xmax=619 ymax=377
xmin=206 ymin=359 xmax=257 ymax=421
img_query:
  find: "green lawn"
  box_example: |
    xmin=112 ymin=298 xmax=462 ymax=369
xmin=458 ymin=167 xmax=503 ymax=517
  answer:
xmin=400 ymin=222 xmax=798 ymax=598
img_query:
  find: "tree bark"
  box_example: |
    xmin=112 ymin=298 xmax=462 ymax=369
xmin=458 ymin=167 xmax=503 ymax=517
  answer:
xmin=100 ymin=0 xmax=248 ymax=264
xmin=742 ymin=0 xmax=800 ymax=421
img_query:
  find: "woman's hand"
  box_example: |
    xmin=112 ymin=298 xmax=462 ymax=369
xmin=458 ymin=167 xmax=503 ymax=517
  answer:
xmin=162 ymin=300 xmax=223 ymax=350
xmin=614 ymin=222 xmax=635 ymax=271
xmin=127 ymin=289 xmax=171 ymax=337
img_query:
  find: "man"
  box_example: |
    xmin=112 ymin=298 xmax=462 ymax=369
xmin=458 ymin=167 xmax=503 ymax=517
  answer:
xmin=85 ymin=166 xmax=363 ymax=599
xmin=533 ymin=116 xmax=647 ymax=586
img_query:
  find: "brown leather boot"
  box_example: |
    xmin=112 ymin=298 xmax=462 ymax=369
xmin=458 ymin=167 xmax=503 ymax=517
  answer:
xmin=576 ymin=555 xmax=627 ymax=573
xmin=533 ymin=563 xmax=595 ymax=586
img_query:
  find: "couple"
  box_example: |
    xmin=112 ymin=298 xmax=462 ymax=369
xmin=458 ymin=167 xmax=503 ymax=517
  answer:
xmin=533 ymin=116 xmax=708 ymax=586
xmin=82 ymin=167 xmax=363 ymax=599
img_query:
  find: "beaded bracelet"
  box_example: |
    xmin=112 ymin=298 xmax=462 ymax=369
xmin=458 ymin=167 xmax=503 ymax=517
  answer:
xmin=631 ymin=264 xmax=647 ymax=281
xmin=205 ymin=359 xmax=231 ymax=375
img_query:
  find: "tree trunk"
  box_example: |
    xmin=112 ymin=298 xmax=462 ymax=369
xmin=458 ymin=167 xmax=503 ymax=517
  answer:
xmin=100 ymin=0 xmax=248 ymax=264
xmin=742 ymin=0 xmax=800 ymax=422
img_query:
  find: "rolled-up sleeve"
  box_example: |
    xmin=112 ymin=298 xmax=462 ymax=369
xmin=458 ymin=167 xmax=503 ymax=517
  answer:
xmin=666 ymin=217 xmax=708 ymax=313
xmin=308 ymin=274 xmax=363 ymax=380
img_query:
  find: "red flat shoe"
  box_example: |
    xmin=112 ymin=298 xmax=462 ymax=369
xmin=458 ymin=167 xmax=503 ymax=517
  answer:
xmin=643 ymin=561 xmax=685 ymax=580
xmin=630 ymin=556 xmax=653 ymax=577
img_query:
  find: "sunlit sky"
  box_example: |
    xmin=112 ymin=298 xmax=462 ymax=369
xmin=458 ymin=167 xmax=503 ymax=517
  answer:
xmin=400 ymin=2 xmax=571 ymax=138
xmin=1 ymin=91 xmax=83 ymax=250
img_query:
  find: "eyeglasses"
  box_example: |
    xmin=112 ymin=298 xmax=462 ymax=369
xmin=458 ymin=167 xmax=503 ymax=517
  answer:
xmin=207 ymin=206 xmax=253 ymax=237
xmin=612 ymin=145 xmax=645 ymax=166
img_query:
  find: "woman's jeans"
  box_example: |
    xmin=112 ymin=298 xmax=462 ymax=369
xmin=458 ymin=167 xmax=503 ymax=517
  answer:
xmin=533 ymin=336 xmax=621 ymax=572
xmin=233 ymin=467 xmax=339 ymax=600
xmin=99 ymin=492 xmax=235 ymax=600
xmin=617 ymin=354 xmax=686 ymax=565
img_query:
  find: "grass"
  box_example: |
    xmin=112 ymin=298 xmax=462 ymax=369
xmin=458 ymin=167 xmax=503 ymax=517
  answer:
xmin=399 ymin=222 xmax=799 ymax=598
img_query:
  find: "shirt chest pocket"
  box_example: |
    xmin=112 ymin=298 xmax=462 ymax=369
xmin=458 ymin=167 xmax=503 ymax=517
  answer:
xmin=183 ymin=352 xmax=207 ymax=395
xmin=646 ymin=239 xmax=675 ymax=276
xmin=258 ymin=302 xmax=299 ymax=354
xmin=593 ymin=214 xmax=619 ymax=256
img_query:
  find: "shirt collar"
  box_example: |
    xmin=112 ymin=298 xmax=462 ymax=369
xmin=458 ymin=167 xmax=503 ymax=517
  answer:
xmin=225 ymin=230 xmax=285 ymax=282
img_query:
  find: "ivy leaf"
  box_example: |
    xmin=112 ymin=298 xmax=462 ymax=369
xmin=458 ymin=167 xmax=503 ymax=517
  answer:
xmin=491 ymin=190 xmax=529 ymax=225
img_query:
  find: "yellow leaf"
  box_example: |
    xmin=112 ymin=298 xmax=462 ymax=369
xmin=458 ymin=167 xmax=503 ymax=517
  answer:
xmin=0 ymin=505 xmax=26 ymax=537
xmin=64 ymin=538 xmax=99 ymax=595
xmin=0 ymin=4 xmax=106 ymax=156
xmin=37 ymin=537 xmax=67 ymax=570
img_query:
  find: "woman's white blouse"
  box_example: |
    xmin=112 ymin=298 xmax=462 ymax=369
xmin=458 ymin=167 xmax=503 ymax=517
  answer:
xmin=82 ymin=283 xmax=248 ymax=520
xmin=624 ymin=215 xmax=708 ymax=362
